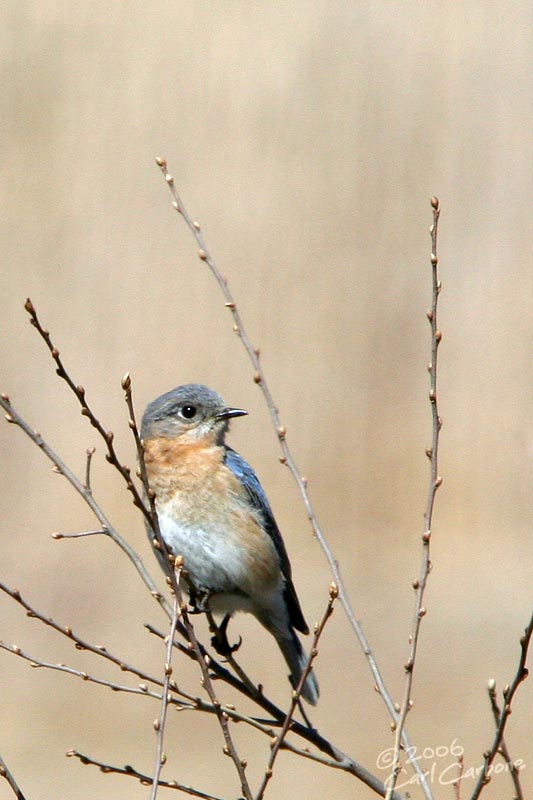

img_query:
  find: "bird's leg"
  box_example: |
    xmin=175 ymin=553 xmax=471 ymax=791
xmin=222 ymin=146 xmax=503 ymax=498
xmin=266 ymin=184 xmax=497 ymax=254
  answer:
xmin=207 ymin=611 xmax=242 ymax=656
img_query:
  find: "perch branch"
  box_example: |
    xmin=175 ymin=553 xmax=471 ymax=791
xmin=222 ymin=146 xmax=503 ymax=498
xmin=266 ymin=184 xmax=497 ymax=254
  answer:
xmin=170 ymin=564 xmax=253 ymax=800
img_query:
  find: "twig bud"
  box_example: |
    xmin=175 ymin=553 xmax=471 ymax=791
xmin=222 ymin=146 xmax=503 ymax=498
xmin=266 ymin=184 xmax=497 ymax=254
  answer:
xmin=329 ymin=582 xmax=339 ymax=599
xmin=431 ymin=196 xmax=439 ymax=210
xmin=24 ymin=298 xmax=35 ymax=313
xmin=121 ymin=373 xmax=131 ymax=390
xmin=155 ymin=156 xmax=167 ymax=167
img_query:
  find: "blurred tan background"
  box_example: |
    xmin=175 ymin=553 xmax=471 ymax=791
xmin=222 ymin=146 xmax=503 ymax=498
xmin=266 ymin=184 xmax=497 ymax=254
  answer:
xmin=1 ymin=3 xmax=532 ymax=799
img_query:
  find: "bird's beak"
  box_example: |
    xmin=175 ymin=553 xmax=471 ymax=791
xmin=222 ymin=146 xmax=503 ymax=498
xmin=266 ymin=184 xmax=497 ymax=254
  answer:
xmin=215 ymin=407 xmax=248 ymax=421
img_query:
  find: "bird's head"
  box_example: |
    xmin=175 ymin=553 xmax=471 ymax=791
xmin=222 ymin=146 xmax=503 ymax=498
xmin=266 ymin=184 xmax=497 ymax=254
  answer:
xmin=141 ymin=384 xmax=247 ymax=445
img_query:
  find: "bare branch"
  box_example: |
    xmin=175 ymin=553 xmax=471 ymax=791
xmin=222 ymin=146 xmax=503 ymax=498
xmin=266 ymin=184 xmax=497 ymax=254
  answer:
xmin=170 ymin=566 xmax=253 ymax=800
xmin=122 ymin=372 xmax=160 ymax=533
xmin=487 ymin=679 xmax=525 ymax=800
xmin=22 ymin=299 xmax=153 ymax=528
xmin=469 ymin=613 xmax=533 ymax=800
xmin=0 ymin=640 xmax=164 ymax=700
xmin=150 ymin=567 xmax=183 ymax=800
xmin=452 ymin=755 xmax=464 ymax=800
xmin=0 ymin=394 xmax=171 ymax=618
xmin=255 ymin=583 xmax=336 ymax=800
xmin=0 ymin=755 xmax=27 ymax=800
xmin=155 ymin=157 xmax=431 ymax=795
xmin=66 ymin=749 xmax=224 ymax=800
xmin=51 ymin=529 xmax=108 ymax=539
xmin=385 ymin=197 xmax=443 ymax=800
xmin=0 ymin=581 xmax=167 ymax=689
xmin=84 ymin=446 xmax=96 ymax=491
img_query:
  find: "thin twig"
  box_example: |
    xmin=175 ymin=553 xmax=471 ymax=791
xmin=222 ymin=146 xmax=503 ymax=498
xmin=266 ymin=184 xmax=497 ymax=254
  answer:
xmin=155 ymin=156 xmax=431 ymax=797
xmin=52 ymin=528 xmax=108 ymax=539
xmin=487 ymin=679 xmax=525 ymax=800
xmin=152 ymin=618 xmax=408 ymax=800
xmin=66 ymin=749 xmax=224 ymax=800
xmin=0 ymin=394 xmax=171 ymax=618
xmin=84 ymin=446 xmax=96 ymax=491
xmin=1 ymin=578 xmax=405 ymax=800
xmin=452 ymin=755 xmax=464 ymax=800
xmin=255 ymin=583 xmax=337 ymax=800
xmin=122 ymin=372 xmax=160 ymax=535
xmin=0 ymin=581 xmax=168 ymax=689
xmin=385 ymin=197 xmax=443 ymax=800
xmin=0 ymin=755 xmax=27 ymax=800
xmin=0 ymin=640 xmax=163 ymax=700
xmin=23 ymin=299 xmax=153 ymax=529
xmin=150 ymin=567 xmax=183 ymax=800
xmin=469 ymin=612 xmax=533 ymax=800
xmin=171 ymin=568 xmax=253 ymax=800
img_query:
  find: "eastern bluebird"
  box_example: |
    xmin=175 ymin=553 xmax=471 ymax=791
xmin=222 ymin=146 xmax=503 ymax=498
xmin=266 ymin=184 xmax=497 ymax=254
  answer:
xmin=141 ymin=383 xmax=319 ymax=705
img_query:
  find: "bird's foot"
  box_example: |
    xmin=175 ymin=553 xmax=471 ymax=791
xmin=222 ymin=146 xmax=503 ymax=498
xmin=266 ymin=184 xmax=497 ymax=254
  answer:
xmin=188 ymin=587 xmax=212 ymax=614
xmin=210 ymin=613 xmax=242 ymax=657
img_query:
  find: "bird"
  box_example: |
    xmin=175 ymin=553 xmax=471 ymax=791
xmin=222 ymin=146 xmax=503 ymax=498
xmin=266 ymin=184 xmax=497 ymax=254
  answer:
xmin=140 ymin=383 xmax=319 ymax=705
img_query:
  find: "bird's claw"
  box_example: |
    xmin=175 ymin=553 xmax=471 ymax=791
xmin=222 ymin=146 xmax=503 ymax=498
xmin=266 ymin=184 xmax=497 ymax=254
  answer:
xmin=211 ymin=630 xmax=242 ymax=657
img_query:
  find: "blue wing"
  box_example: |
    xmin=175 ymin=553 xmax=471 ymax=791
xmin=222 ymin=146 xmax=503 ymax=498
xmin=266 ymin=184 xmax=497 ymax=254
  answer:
xmin=224 ymin=447 xmax=309 ymax=634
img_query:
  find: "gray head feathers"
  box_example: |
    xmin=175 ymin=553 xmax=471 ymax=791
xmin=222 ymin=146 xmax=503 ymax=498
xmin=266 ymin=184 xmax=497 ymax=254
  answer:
xmin=141 ymin=384 xmax=246 ymax=440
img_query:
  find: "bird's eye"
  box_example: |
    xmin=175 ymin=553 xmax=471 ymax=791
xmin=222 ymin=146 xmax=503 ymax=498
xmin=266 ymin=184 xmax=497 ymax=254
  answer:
xmin=180 ymin=404 xmax=197 ymax=420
